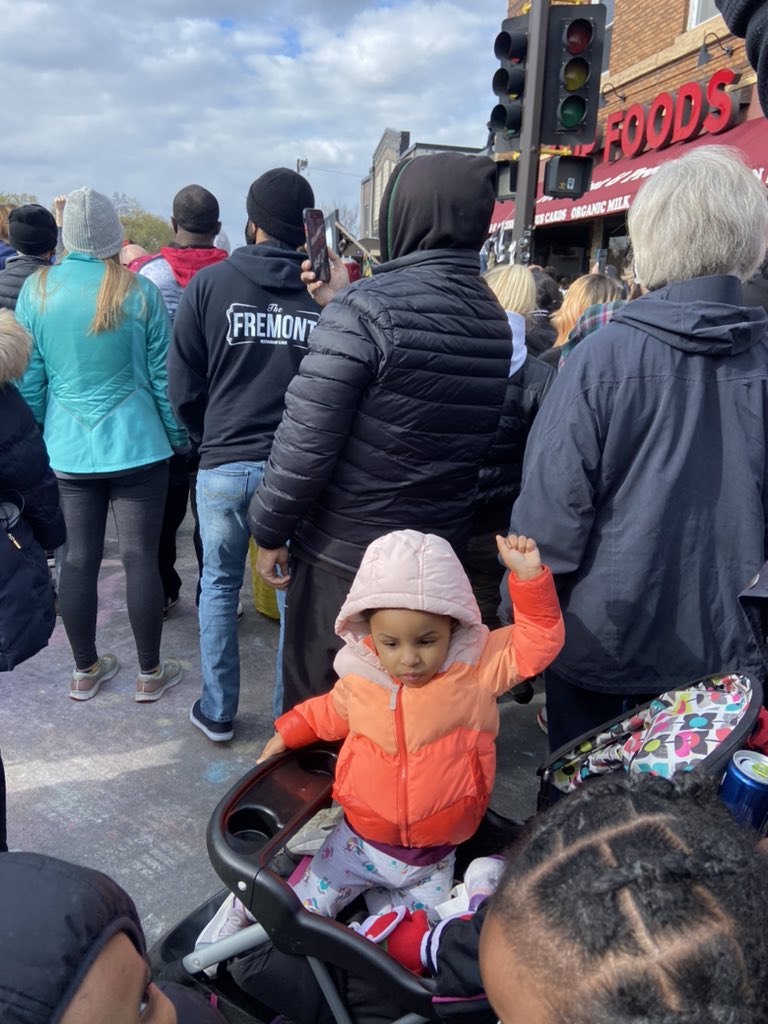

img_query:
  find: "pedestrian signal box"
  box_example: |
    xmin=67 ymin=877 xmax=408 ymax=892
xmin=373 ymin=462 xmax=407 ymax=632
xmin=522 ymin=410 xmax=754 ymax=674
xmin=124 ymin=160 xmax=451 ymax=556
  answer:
xmin=542 ymin=155 xmax=593 ymax=199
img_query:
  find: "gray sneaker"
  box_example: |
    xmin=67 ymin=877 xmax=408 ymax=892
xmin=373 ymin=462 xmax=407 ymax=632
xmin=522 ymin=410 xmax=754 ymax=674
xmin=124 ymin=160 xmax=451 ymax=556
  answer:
xmin=135 ymin=658 xmax=183 ymax=703
xmin=70 ymin=654 xmax=119 ymax=701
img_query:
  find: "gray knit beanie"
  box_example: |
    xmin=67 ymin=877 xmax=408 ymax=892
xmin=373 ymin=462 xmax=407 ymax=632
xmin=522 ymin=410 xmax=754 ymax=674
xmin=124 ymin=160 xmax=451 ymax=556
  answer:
xmin=62 ymin=187 xmax=124 ymax=259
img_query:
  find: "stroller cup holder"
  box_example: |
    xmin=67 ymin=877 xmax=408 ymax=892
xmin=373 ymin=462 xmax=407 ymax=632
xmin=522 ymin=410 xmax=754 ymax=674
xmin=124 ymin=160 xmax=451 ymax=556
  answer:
xmin=206 ymin=742 xmax=439 ymax=1017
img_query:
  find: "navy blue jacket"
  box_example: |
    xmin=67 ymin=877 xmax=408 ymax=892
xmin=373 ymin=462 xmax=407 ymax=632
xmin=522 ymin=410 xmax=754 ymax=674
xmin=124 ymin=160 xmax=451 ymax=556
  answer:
xmin=248 ymin=249 xmax=512 ymax=572
xmin=508 ymin=275 xmax=768 ymax=694
xmin=0 ymin=384 xmax=65 ymax=670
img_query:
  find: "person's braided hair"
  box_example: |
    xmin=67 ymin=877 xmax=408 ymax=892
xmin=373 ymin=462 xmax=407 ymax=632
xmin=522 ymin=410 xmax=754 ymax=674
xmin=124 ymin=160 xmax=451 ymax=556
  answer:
xmin=487 ymin=773 xmax=768 ymax=1023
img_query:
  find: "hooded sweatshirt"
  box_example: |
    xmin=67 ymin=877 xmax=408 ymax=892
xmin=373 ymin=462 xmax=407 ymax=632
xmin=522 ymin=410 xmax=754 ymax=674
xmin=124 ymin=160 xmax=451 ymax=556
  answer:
xmin=276 ymin=531 xmax=563 ymax=848
xmin=137 ymin=245 xmax=228 ymax=321
xmin=169 ymin=242 xmax=322 ymax=468
xmin=248 ymin=155 xmax=512 ymax=571
xmin=509 ymin=274 xmax=768 ymax=695
xmin=0 ymin=852 xmax=146 ymax=1023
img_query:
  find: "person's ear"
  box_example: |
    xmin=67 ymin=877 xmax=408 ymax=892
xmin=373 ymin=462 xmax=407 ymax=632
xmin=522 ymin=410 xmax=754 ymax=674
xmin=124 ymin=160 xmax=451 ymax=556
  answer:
xmin=215 ymin=221 xmax=222 ymax=236
xmin=170 ymin=216 xmax=178 ymax=234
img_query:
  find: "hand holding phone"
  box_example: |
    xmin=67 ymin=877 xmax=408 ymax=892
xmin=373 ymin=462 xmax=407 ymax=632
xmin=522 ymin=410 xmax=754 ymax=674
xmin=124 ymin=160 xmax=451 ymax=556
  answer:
xmin=303 ymin=208 xmax=331 ymax=283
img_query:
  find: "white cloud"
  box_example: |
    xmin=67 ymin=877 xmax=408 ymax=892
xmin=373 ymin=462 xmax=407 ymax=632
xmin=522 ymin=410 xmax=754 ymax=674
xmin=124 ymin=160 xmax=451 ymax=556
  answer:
xmin=0 ymin=0 xmax=505 ymax=240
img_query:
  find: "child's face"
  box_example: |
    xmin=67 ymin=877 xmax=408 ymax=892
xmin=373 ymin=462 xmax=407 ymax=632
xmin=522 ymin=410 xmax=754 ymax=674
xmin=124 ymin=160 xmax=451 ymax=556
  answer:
xmin=368 ymin=608 xmax=452 ymax=687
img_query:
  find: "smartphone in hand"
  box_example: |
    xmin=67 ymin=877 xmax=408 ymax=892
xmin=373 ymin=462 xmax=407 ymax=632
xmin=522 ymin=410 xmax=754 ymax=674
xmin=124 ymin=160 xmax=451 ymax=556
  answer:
xmin=303 ymin=208 xmax=331 ymax=283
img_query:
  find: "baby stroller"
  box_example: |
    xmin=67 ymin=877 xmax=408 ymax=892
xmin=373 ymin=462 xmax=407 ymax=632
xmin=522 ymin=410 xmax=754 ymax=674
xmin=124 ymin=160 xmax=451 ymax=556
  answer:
xmin=151 ymin=674 xmax=764 ymax=1023
xmin=150 ymin=742 xmax=521 ymax=1024
xmin=537 ymin=671 xmax=765 ymax=811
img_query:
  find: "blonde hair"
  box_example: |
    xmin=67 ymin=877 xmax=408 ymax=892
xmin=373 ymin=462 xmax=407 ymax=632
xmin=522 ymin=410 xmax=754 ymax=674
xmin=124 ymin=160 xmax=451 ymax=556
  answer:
xmin=484 ymin=264 xmax=537 ymax=318
xmin=0 ymin=204 xmax=16 ymax=245
xmin=0 ymin=308 xmax=31 ymax=383
xmin=36 ymin=254 xmax=143 ymax=335
xmin=553 ymin=273 xmax=623 ymax=346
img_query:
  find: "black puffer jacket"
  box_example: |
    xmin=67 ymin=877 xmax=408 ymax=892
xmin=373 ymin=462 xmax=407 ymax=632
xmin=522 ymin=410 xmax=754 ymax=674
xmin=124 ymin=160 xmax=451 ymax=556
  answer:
xmin=0 ymin=254 xmax=48 ymax=311
xmin=473 ymin=353 xmax=554 ymax=533
xmin=248 ymin=250 xmax=512 ymax=570
xmin=249 ymin=152 xmax=512 ymax=572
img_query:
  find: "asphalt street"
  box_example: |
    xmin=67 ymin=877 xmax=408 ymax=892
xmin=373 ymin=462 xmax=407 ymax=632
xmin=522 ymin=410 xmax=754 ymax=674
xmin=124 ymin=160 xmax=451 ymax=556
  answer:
xmin=1 ymin=512 xmax=549 ymax=945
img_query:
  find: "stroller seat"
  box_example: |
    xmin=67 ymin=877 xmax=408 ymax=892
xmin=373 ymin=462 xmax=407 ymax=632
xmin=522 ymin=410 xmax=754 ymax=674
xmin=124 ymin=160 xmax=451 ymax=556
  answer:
xmin=151 ymin=742 xmax=520 ymax=1024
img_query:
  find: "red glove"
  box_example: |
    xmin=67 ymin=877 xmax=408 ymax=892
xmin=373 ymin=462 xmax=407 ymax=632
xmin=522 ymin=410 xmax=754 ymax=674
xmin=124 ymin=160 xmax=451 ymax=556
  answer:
xmin=351 ymin=907 xmax=431 ymax=975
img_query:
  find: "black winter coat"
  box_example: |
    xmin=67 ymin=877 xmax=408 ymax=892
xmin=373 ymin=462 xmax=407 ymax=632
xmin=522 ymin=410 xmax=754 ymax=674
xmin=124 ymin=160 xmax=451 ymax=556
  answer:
xmin=509 ymin=275 xmax=768 ymax=695
xmin=473 ymin=354 xmax=554 ymax=533
xmin=0 ymin=384 xmax=65 ymax=670
xmin=248 ymin=249 xmax=512 ymax=572
xmin=0 ymin=255 xmax=48 ymax=312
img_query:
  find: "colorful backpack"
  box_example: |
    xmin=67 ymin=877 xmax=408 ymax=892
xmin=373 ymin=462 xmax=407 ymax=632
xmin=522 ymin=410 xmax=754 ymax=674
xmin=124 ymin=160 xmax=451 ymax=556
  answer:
xmin=537 ymin=673 xmax=763 ymax=811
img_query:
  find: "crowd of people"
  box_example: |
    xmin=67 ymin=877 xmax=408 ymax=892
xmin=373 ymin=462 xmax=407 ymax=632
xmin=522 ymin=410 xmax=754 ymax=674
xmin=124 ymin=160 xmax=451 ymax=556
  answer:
xmin=1 ymin=124 xmax=768 ymax=1024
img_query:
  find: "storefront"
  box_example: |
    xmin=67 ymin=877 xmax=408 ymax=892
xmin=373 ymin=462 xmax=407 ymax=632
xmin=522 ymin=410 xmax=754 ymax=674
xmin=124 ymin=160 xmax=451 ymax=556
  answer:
xmin=489 ymin=70 xmax=767 ymax=279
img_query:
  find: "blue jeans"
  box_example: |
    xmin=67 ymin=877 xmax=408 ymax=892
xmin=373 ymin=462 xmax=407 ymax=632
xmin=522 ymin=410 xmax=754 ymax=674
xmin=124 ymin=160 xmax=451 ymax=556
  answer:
xmin=197 ymin=461 xmax=265 ymax=723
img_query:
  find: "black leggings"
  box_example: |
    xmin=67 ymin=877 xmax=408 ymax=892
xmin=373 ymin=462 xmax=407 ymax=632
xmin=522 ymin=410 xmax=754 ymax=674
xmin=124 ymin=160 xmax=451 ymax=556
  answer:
xmin=0 ymin=749 xmax=6 ymax=853
xmin=57 ymin=463 xmax=169 ymax=673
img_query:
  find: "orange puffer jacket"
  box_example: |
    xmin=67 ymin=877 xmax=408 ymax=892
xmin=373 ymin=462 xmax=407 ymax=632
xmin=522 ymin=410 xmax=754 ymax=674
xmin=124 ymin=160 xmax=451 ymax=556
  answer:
xmin=276 ymin=530 xmax=564 ymax=848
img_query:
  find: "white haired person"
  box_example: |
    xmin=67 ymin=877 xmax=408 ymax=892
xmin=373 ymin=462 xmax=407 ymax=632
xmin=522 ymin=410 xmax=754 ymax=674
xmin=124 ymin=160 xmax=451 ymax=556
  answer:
xmin=507 ymin=145 xmax=768 ymax=752
xmin=16 ymin=188 xmax=187 ymax=703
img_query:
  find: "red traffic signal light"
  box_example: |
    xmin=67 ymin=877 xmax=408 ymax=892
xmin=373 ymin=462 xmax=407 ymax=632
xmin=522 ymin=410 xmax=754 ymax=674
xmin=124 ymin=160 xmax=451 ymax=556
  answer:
xmin=489 ymin=15 xmax=529 ymax=142
xmin=540 ymin=5 xmax=606 ymax=146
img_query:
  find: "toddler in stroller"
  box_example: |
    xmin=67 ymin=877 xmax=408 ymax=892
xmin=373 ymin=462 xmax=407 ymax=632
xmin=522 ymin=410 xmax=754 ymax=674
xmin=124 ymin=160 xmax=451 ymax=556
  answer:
xmin=197 ymin=528 xmax=563 ymax=942
xmin=152 ymin=740 xmax=522 ymax=1024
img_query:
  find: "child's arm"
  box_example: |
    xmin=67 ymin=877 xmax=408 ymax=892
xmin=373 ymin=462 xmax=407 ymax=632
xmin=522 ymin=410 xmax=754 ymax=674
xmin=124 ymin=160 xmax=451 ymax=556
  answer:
xmin=495 ymin=533 xmax=543 ymax=582
xmin=480 ymin=534 xmax=564 ymax=696
xmin=257 ymin=682 xmax=352 ymax=763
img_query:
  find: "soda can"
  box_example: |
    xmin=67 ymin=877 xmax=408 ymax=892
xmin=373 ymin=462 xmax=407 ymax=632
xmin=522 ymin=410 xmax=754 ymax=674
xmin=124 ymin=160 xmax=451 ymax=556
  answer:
xmin=719 ymin=750 xmax=768 ymax=837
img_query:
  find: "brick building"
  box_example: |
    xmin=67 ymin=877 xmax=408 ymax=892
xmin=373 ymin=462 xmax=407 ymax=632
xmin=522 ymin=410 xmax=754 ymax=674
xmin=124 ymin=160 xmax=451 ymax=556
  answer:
xmin=491 ymin=0 xmax=766 ymax=278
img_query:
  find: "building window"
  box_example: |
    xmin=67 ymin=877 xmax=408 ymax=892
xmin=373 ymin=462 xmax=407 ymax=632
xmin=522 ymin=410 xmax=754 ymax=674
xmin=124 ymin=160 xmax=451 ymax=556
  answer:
xmin=600 ymin=0 xmax=614 ymax=74
xmin=688 ymin=0 xmax=720 ymax=28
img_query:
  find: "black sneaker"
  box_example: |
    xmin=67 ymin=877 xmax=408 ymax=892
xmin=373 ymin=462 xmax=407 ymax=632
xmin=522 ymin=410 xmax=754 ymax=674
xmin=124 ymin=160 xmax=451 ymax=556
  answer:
xmin=190 ymin=700 xmax=234 ymax=742
xmin=163 ymin=596 xmax=180 ymax=621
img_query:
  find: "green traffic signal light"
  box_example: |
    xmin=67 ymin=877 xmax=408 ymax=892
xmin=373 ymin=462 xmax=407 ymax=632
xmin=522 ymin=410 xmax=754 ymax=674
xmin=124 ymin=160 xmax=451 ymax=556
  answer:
xmin=559 ymin=95 xmax=588 ymax=128
xmin=490 ymin=103 xmax=523 ymax=133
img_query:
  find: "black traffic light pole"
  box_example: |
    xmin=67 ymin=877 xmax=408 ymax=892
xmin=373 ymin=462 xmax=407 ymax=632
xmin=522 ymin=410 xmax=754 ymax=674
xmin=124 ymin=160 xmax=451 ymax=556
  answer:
xmin=510 ymin=0 xmax=549 ymax=265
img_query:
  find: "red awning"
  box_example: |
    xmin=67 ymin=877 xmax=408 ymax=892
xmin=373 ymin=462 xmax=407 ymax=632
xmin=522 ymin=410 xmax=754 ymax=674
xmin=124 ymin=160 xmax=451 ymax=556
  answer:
xmin=489 ymin=116 xmax=768 ymax=232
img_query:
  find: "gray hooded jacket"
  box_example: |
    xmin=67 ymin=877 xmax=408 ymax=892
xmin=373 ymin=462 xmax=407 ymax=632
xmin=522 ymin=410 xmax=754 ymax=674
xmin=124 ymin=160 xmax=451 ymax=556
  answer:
xmin=508 ymin=274 xmax=768 ymax=694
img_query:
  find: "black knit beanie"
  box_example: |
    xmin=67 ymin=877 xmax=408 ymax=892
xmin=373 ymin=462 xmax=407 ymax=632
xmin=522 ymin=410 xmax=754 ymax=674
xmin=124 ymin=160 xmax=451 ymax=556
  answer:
xmin=246 ymin=168 xmax=315 ymax=247
xmin=8 ymin=204 xmax=58 ymax=256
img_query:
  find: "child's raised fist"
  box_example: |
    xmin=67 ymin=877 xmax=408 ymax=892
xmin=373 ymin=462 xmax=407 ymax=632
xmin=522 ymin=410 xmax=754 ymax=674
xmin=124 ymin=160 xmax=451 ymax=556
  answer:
xmin=495 ymin=533 xmax=543 ymax=581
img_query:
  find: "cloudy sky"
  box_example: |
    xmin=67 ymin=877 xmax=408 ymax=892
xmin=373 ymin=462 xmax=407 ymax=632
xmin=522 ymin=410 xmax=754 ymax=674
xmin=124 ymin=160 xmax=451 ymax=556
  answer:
xmin=2 ymin=0 xmax=506 ymax=243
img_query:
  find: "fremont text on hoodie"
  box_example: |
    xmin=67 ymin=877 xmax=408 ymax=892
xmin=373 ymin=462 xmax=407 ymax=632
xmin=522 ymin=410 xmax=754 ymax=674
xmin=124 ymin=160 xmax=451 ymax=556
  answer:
xmin=169 ymin=241 xmax=321 ymax=469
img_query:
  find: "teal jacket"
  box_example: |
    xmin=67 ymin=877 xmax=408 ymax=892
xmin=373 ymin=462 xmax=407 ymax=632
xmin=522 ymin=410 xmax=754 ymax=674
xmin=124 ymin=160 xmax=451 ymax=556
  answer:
xmin=16 ymin=253 xmax=186 ymax=474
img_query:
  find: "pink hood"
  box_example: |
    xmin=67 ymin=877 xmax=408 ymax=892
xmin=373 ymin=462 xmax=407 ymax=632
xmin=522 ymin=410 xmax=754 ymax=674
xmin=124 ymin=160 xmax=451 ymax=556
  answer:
xmin=333 ymin=530 xmax=487 ymax=682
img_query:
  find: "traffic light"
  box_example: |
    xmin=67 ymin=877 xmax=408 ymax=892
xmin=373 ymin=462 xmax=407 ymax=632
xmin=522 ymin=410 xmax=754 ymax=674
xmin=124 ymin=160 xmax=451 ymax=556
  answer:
xmin=540 ymin=5 xmax=606 ymax=147
xmin=489 ymin=15 xmax=529 ymax=148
